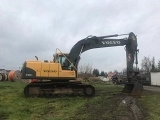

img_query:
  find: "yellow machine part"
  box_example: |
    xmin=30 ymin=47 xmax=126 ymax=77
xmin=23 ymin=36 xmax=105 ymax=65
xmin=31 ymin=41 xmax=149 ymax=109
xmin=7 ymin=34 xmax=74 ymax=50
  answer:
xmin=26 ymin=61 xmax=76 ymax=79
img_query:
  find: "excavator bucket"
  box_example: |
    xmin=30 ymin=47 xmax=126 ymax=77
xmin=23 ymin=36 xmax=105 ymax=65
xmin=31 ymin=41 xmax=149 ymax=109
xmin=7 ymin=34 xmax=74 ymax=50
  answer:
xmin=122 ymin=82 xmax=143 ymax=96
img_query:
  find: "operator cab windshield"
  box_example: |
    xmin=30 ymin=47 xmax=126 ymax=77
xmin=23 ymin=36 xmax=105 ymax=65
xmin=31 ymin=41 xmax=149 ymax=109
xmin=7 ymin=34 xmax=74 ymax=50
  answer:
xmin=54 ymin=54 xmax=71 ymax=70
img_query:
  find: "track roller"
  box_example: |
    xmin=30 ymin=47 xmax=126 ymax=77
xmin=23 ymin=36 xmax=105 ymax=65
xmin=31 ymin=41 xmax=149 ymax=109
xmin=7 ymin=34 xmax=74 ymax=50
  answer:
xmin=83 ymin=85 xmax=95 ymax=97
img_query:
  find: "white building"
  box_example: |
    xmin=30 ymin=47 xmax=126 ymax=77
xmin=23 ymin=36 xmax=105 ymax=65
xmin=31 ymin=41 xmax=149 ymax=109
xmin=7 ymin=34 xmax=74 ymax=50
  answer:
xmin=151 ymin=72 xmax=160 ymax=86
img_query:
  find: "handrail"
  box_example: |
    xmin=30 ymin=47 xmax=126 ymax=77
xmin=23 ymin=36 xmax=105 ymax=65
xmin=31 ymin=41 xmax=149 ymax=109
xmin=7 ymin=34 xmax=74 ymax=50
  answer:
xmin=56 ymin=48 xmax=77 ymax=71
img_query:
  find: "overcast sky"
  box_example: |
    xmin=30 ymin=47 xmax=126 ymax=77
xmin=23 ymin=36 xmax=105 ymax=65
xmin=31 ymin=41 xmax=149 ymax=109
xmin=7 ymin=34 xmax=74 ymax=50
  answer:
xmin=0 ymin=0 xmax=160 ymax=72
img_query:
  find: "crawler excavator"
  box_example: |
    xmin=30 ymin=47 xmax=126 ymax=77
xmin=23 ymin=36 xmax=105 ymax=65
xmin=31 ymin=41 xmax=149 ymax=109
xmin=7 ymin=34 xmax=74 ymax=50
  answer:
xmin=21 ymin=32 xmax=143 ymax=97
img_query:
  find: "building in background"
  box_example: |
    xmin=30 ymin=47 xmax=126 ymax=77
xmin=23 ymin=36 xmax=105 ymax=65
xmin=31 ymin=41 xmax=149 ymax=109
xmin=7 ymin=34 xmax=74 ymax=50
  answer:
xmin=151 ymin=72 xmax=160 ymax=86
xmin=0 ymin=69 xmax=6 ymax=73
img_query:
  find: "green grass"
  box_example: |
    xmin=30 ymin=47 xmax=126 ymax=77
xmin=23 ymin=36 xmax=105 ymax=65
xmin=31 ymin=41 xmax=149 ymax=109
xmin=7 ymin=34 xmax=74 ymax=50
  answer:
xmin=0 ymin=81 xmax=160 ymax=120
xmin=139 ymin=91 xmax=160 ymax=120
xmin=0 ymin=81 xmax=126 ymax=120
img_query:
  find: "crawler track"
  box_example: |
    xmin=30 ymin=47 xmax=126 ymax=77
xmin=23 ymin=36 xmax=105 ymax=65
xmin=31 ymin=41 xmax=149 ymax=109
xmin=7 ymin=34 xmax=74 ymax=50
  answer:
xmin=24 ymin=81 xmax=95 ymax=97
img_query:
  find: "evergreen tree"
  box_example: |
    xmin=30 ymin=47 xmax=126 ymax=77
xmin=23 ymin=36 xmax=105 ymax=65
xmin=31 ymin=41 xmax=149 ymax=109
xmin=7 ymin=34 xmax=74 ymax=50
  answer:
xmin=93 ymin=69 xmax=99 ymax=76
xmin=151 ymin=57 xmax=156 ymax=72
xmin=158 ymin=60 xmax=160 ymax=71
xmin=100 ymin=71 xmax=105 ymax=76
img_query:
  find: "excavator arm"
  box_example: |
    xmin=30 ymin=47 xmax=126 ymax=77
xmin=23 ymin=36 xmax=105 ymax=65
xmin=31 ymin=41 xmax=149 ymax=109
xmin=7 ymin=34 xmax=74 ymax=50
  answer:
xmin=67 ymin=32 xmax=142 ymax=95
xmin=68 ymin=36 xmax=128 ymax=69
xmin=68 ymin=32 xmax=138 ymax=78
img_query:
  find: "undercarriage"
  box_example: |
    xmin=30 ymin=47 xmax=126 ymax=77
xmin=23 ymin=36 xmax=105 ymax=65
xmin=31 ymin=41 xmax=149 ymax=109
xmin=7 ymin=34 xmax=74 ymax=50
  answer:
xmin=24 ymin=81 xmax=95 ymax=97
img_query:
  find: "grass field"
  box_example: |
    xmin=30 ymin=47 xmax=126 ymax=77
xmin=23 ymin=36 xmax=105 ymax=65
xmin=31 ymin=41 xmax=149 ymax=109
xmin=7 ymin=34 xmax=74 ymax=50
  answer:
xmin=139 ymin=90 xmax=160 ymax=120
xmin=0 ymin=81 xmax=160 ymax=120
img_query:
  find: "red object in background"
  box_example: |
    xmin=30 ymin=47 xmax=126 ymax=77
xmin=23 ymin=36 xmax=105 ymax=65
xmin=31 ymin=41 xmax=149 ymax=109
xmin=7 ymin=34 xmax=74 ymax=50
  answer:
xmin=31 ymin=79 xmax=38 ymax=83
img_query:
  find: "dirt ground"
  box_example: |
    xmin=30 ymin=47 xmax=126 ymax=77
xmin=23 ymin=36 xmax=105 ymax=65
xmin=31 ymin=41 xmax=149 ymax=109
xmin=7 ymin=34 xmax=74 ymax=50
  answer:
xmin=113 ymin=94 xmax=145 ymax=120
xmin=116 ymin=85 xmax=160 ymax=120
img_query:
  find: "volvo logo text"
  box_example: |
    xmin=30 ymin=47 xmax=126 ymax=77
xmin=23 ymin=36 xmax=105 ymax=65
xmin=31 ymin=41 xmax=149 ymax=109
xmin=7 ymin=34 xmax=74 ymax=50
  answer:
xmin=101 ymin=41 xmax=121 ymax=45
xmin=44 ymin=70 xmax=57 ymax=73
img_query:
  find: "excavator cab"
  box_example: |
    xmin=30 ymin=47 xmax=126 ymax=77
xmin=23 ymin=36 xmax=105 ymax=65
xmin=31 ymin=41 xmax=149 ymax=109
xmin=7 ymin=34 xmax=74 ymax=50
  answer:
xmin=53 ymin=53 xmax=71 ymax=70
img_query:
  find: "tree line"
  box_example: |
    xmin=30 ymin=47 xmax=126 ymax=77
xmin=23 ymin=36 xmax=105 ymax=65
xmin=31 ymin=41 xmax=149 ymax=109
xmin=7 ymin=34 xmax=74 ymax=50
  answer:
xmin=78 ymin=56 xmax=160 ymax=78
xmin=78 ymin=64 xmax=106 ymax=78
xmin=141 ymin=56 xmax=160 ymax=73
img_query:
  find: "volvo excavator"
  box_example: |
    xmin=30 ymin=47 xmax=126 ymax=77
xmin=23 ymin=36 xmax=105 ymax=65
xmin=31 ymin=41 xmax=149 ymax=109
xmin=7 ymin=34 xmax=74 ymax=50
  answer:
xmin=21 ymin=32 xmax=143 ymax=97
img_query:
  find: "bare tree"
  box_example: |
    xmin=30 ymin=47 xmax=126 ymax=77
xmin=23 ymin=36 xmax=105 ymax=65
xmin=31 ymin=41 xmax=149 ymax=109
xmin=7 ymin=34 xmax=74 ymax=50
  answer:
xmin=114 ymin=70 xmax=118 ymax=74
xmin=78 ymin=64 xmax=92 ymax=74
xmin=78 ymin=64 xmax=93 ymax=79
xmin=141 ymin=56 xmax=152 ymax=73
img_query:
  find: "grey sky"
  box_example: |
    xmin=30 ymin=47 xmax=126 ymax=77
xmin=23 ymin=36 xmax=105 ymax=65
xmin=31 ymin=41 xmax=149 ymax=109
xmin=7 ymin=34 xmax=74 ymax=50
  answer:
xmin=0 ymin=0 xmax=160 ymax=72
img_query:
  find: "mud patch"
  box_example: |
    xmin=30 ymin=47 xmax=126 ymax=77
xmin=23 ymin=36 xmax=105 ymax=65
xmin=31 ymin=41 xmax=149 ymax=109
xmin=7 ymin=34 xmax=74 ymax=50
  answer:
xmin=73 ymin=93 xmax=145 ymax=120
xmin=0 ymin=112 xmax=8 ymax=120
xmin=117 ymin=95 xmax=145 ymax=120
xmin=0 ymin=86 xmax=14 ymax=89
